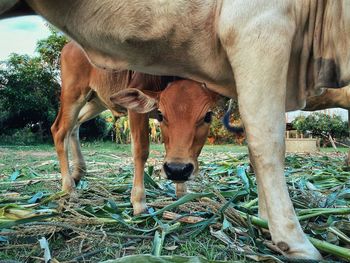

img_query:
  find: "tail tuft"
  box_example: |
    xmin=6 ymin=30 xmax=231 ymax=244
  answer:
xmin=222 ymin=110 xmax=244 ymax=134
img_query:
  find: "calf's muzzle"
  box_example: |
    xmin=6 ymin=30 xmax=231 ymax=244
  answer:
xmin=163 ymin=162 xmax=194 ymax=182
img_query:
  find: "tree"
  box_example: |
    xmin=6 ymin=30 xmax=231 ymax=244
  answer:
xmin=292 ymin=112 xmax=348 ymax=139
xmin=35 ymin=27 xmax=68 ymax=78
xmin=0 ymin=28 xmax=113 ymax=143
xmin=0 ymin=28 xmax=67 ymax=140
xmin=0 ymin=53 xmax=60 ymax=135
xmin=207 ymin=97 xmax=244 ymax=144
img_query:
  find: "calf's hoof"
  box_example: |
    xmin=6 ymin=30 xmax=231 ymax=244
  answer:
xmin=62 ymin=178 xmax=76 ymax=193
xmin=72 ymin=167 xmax=86 ymax=184
xmin=132 ymin=201 xmax=148 ymax=216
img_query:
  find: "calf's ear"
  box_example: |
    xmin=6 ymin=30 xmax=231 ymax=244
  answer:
xmin=110 ymin=88 xmax=158 ymax=113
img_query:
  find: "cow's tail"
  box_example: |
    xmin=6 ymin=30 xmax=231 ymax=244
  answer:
xmin=0 ymin=1 xmax=34 ymax=19
xmin=222 ymin=99 xmax=244 ymax=134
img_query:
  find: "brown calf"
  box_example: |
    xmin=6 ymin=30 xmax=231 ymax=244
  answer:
xmin=51 ymin=42 xmax=217 ymax=214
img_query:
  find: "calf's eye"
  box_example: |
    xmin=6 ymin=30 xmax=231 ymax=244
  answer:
xmin=157 ymin=110 xmax=163 ymax=122
xmin=204 ymin=111 xmax=212 ymax=123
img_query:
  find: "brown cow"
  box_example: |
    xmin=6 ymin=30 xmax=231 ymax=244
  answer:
xmin=51 ymin=42 xmax=217 ymax=215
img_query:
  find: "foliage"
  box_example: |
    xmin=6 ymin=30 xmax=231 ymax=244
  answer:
xmin=114 ymin=116 xmax=131 ymax=144
xmin=0 ymin=54 xmax=60 ymax=137
xmin=208 ymin=98 xmax=244 ymax=145
xmin=292 ymin=112 xmax=348 ymax=138
xmin=35 ymin=26 xmax=68 ymax=77
xmin=0 ymin=28 xmax=68 ymax=140
xmin=79 ymin=116 xmax=112 ymax=141
xmin=101 ymin=111 xmax=163 ymax=144
xmin=0 ymin=125 xmax=43 ymax=145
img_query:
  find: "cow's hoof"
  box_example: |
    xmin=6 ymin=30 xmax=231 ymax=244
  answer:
xmin=132 ymin=202 xmax=148 ymax=215
xmin=277 ymin=241 xmax=322 ymax=260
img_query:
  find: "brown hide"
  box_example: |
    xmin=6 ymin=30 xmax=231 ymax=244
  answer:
xmin=110 ymin=81 xmax=218 ymax=181
xmin=158 ymin=81 xmax=217 ymax=176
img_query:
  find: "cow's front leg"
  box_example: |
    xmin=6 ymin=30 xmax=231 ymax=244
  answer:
xmin=129 ymin=110 xmax=149 ymax=215
xmin=236 ymin=67 xmax=321 ymax=259
xmin=221 ymin=20 xmax=321 ymax=260
xmin=51 ymin=99 xmax=84 ymax=192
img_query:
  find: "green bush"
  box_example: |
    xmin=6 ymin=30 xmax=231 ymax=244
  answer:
xmin=292 ymin=112 xmax=348 ymax=138
xmin=0 ymin=29 xmax=68 ymax=141
xmin=79 ymin=116 xmax=112 ymax=141
xmin=208 ymin=98 xmax=243 ymax=144
xmin=0 ymin=54 xmax=61 ymax=136
xmin=0 ymin=125 xmax=43 ymax=145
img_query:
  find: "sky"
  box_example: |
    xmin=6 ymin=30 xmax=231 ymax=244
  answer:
xmin=0 ymin=15 xmax=347 ymax=121
xmin=0 ymin=16 xmax=50 ymax=60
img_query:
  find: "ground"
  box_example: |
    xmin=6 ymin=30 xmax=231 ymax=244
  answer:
xmin=0 ymin=142 xmax=349 ymax=262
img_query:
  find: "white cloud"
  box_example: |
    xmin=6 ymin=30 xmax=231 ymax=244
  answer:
xmin=0 ymin=16 xmax=51 ymax=60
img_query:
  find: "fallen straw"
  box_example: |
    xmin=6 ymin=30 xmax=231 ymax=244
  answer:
xmin=162 ymin=211 xmax=204 ymax=223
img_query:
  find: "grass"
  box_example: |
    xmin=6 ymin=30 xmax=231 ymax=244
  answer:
xmin=0 ymin=141 xmax=349 ymax=262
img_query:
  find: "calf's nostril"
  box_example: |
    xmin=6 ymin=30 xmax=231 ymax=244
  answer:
xmin=163 ymin=162 xmax=194 ymax=181
xmin=183 ymin=163 xmax=194 ymax=176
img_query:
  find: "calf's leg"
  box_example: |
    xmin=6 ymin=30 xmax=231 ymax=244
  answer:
xmin=51 ymin=98 xmax=85 ymax=192
xmin=129 ymin=110 xmax=150 ymax=215
xmin=70 ymin=100 xmax=105 ymax=183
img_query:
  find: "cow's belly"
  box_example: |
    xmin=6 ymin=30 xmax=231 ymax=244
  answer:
xmin=26 ymin=0 xmax=236 ymax=97
xmin=84 ymin=44 xmax=235 ymax=98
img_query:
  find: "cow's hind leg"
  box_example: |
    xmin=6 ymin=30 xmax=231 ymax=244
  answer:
xmin=70 ymin=99 xmax=105 ymax=183
xmin=221 ymin=17 xmax=321 ymax=260
xmin=129 ymin=110 xmax=149 ymax=215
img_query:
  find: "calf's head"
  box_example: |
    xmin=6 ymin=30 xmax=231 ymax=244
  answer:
xmin=110 ymin=80 xmax=217 ymax=182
